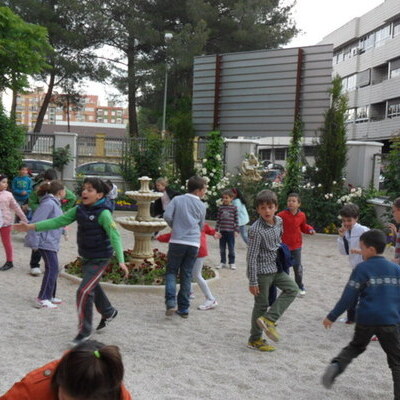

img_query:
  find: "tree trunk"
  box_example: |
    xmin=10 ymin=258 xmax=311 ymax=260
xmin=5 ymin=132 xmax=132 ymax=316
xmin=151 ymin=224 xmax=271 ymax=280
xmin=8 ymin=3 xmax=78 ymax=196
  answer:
xmin=33 ymin=70 xmax=56 ymax=133
xmin=127 ymin=32 xmax=138 ymax=137
xmin=10 ymin=89 xmax=17 ymax=122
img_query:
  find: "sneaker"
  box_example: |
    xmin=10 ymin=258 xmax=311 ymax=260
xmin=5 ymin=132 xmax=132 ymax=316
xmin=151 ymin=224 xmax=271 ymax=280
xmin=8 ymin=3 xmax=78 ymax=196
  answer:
xmin=30 ymin=267 xmax=41 ymax=276
xmin=165 ymin=307 xmax=177 ymax=316
xmin=70 ymin=333 xmax=91 ymax=348
xmin=345 ymin=320 xmax=355 ymax=325
xmin=256 ymin=316 xmax=280 ymax=342
xmin=189 ymin=292 xmax=195 ymax=299
xmin=298 ymin=289 xmax=306 ymax=298
xmin=216 ymin=264 xmax=227 ymax=269
xmin=247 ymin=339 xmax=276 ymax=352
xmin=198 ymin=299 xmax=218 ymax=310
xmin=371 ymin=335 xmax=379 ymax=342
xmin=322 ymin=362 xmax=340 ymax=389
xmin=51 ymin=297 xmax=62 ymax=304
xmin=229 ymin=264 xmax=236 ymax=270
xmin=0 ymin=261 xmax=14 ymax=271
xmin=175 ymin=310 xmax=189 ymax=319
xmin=96 ymin=309 xmax=118 ymax=331
xmin=35 ymin=299 xmax=58 ymax=309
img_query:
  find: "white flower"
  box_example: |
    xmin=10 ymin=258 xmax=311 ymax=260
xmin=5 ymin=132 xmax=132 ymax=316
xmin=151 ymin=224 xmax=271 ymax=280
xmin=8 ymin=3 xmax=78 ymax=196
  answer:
xmin=301 ymin=166 xmax=306 ymax=173
xmin=216 ymin=199 xmax=222 ymax=206
xmin=342 ymin=177 xmax=346 ymax=181
xmin=306 ymin=183 xmax=311 ymax=188
xmin=210 ymin=172 xmax=214 ymax=177
xmin=311 ymin=186 xmax=315 ymax=189
xmin=203 ymin=202 xmax=209 ymax=209
xmin=317 ymin=183 xmax=322 ymax=188
xmin=212 ymin=168 xmax=216 ymax=173
xmin=203 ymin=159 xmax=207 ymax=163
xmin=181 ymin=186 xmax=185 ymax=190
xmin=333 ymin=180 xmax=337 ymax=185
xmin=201 ymin=168 xmax=207 ymax=175
xmin=324 ymin=194 xmax=329 ymax=199
xmin=350 ymin=188 xmax=356 ymax=193
xmin=315 ymin=167 xmax=319 ymax=172
xmin=216 ymin=154 xmax=221 ymax=161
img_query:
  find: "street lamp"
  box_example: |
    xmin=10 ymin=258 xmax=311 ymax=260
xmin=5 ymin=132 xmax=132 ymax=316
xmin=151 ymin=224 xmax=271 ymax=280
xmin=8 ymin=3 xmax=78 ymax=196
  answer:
xmin=161 ymin=32 xmax=173 ymax=138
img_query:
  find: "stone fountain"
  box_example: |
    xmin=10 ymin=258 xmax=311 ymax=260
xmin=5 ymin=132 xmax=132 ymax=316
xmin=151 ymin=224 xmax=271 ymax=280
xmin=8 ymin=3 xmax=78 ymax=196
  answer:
xmin=116 ymin=176 xmax=168 ymax=265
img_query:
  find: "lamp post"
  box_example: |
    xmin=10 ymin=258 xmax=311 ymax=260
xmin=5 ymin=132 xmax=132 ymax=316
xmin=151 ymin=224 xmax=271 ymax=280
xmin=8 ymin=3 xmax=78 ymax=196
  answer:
xmin=161 ymin=32 xmax=173 ymax=138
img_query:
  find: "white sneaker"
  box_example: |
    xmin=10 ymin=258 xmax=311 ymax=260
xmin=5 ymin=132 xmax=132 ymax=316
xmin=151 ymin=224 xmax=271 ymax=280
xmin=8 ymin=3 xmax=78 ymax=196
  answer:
xmin=30 ymin=267 xmax=41 ymax=276
xmin=229 ymin=264 xmax=236 ymax=270
xmin=51 ymin=297 xmax=62 ymax=304
xmin=216 ymin=264 xmax=226 ymax=269
xmin=298 ymin=290 xmax=306 ymax=298
xmin=189 ymin=292 xmax=195 ymax=299
xmin=198 ymin=299 xmax=218 ymax=310
xmin=35 ymin=299 xmax=58 ymax=309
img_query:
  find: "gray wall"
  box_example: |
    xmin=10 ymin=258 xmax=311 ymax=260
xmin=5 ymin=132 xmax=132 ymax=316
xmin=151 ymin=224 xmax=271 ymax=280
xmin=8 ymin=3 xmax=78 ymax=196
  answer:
xmin=192 ymin=44 xmax=333 ymax=138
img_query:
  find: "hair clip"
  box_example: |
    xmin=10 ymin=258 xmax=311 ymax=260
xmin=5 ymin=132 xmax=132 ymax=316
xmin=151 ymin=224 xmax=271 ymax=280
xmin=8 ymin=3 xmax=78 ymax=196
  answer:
xmin=94 ymin=350 xmax=101 ymax=359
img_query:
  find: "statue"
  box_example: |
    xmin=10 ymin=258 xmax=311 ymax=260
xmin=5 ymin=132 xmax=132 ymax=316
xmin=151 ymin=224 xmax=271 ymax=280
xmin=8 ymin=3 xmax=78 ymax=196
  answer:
xmin=241 ymin=153 xmax=262 ymax=181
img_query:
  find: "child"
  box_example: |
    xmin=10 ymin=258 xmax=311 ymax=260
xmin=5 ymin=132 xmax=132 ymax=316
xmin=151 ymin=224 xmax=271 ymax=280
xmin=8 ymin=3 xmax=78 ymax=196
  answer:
xmin=152 ymin=177 xmax=180 ymax=218
xmin=277 ymin=193 xmax=315 ymax=296
xmin=28 ymin=168 xmax=76 ymax=276
xmin=1 ymin=340 xmax=132 ymax=399
xmin=232 ymin=187 xmax=250 ymax=245
xmin=157 ymin=223 xmax=221 ymax=311
xmin=216 ymin=189 xmax=239 ymax=269
xmin=25 ymin=181 xmax=66 ymax=309
xmin=11 ymin=165 xmax=33 ymax=209
xmin=247 ymin=189 xmax=298 ymax=352
xmin=0 ymin=174 xmax=28 ymax=271
xmin=163 ymin=176 xmax=207 ymax=318
xmin=106 ymin=179 xmax=118 ymax=212
xmin=337 ymin=203 xmax=369 ymax=324
xmin=388 ymin=197 xmax=400 ymax=264
xmin=15 ymin=177 xmax=128 ymax=346
xmin=322 ymin=229 xmax=400 ymax=399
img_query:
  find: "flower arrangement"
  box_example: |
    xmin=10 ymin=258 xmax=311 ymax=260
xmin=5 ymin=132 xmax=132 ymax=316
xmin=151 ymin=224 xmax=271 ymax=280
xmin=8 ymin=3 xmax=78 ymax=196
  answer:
xmin=64 ymin=248 xmax=216 ymax=285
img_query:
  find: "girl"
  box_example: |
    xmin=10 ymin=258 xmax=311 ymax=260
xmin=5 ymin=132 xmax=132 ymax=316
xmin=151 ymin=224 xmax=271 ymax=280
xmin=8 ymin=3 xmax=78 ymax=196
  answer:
xmin=25 ymin=181 xmax=65 ymax=309
xmin=232 ymin=187 xmax=250 ymax=245
xmin=157 ymin=223 xmax=221 ymax=310
xmin=0 ymin=174 xmax=28 ymax=271
xmin=1 ymin=340 xmax=132 ymax=399
xmin=15 ymin=177 xmax=128 ymax=347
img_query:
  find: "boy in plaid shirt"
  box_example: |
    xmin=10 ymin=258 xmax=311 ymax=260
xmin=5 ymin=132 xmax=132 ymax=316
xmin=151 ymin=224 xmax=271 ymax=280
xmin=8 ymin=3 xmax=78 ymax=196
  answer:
xmin=247 ymin=190 xmax=299 ymax=352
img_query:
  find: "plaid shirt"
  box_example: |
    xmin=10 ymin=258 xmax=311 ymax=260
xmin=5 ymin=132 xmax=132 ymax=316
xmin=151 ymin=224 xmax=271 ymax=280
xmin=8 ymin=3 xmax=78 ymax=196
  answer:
xmin=246 ymin=215 xmax=283 ymax=286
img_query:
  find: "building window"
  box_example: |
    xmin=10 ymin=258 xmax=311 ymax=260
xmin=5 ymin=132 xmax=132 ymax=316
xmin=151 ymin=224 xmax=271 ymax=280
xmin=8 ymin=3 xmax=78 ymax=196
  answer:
xmin=345 ymin=108 xmax=356 ymax=123
xmin=342 ymin=74 xmax=357 ymax=92
xmin=388 ymin=99 xmax=400 ymax=118
xmin=357 ymin=69 xmax=370 ymax=88
xmin=393 ymin=20 xmax=400 ymax=37
xmin=303 ymin=146 xmax=316 ymax=157
xmin=274 ymin=148 xmax=286 ymax=161
xmin=359 ymin=33 xmax=375 ymax=52
xmin=355 ymin=106 xmax=369 ymax=122
xmin=97 ymin=118 xmax=103 ymax=123
xmin=117 ymin=110 xmax=122 ymax=117
xmin=116 ymin=118 xmax=122 ymax=124
xmin=375 ymin=25 xmax=391 ymax=47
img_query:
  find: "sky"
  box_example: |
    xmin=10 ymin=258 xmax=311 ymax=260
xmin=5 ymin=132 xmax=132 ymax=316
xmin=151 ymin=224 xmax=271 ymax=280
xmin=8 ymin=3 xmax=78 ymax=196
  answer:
xmin=3 ymin=0 xmax=385 ymax=109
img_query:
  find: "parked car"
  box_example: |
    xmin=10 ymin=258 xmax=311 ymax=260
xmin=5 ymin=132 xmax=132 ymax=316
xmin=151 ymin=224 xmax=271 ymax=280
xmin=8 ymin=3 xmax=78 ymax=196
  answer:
xmin=261 ymin=160 xmax=285 ymax=171
xmin=264 ymin=169 xmax=284 ymax=183
xmin=75 ymin=161 xmax=122 ymax=179
xmin=23 ymin=159 xmax=53 ymax=177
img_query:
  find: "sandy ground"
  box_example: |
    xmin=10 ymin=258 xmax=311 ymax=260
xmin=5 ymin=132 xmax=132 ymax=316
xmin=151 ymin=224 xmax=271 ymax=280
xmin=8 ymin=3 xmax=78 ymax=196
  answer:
xmin=0 ymin=211 xmax=396 ymax=399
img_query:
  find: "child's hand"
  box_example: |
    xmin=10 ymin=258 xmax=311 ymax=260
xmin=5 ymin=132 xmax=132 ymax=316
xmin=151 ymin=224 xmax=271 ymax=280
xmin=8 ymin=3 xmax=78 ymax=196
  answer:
xmin=323 ymin=317 xmax=333 ymax=329
xmin=120 ymin=263 xmax=129 ymax=278
xmin=214 ymin=232 xmax=222 ymax=239
xmin=13 ymin=222 xmax=34 ymax=232
xmin=388 ymin=223 xmax=398 ymax=236
xmin=338 ymin=226 xmax=346 ymax=237
xmin=249 ymin=285 xmax=260 ymax=296
xmin=350 ymin=248 xmax=361 ymax=255
xmin=309 ymin=229 xmax=316 ymax=235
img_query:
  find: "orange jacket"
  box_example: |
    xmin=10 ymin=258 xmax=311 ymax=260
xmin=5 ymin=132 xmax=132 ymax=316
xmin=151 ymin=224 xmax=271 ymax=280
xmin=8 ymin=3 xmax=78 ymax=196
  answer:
xmin=0 ymin=360 xmax=132 ymax=400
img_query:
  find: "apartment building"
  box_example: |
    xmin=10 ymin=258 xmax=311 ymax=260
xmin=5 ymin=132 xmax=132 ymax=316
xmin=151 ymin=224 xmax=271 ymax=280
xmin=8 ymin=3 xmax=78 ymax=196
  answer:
xmin=320 ymin=0 xmax=400 ymax=146
xmin=15 ymin=88 xmax=128 ymax=129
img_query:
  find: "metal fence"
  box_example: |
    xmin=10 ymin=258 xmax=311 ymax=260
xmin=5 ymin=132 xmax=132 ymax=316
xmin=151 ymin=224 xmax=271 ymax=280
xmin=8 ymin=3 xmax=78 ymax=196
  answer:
xmin=23 ymin=133 xmax=55 ymax=154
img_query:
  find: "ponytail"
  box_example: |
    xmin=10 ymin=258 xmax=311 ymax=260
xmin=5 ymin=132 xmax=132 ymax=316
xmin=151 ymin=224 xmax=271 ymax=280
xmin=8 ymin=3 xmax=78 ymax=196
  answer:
xmin=37 ymin=180 xmax=64 ymax=197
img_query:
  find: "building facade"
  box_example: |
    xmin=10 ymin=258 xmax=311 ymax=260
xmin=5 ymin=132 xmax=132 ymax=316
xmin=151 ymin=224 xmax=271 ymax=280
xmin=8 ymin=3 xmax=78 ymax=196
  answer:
xmin=15 ymin=88 xmax=128 ymax=130
xmin=320 ymin=0 xmax=400 ymax=145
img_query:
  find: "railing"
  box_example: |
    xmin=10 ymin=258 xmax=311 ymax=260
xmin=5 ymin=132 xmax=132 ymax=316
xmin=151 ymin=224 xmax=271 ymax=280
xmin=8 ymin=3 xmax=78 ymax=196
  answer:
xmin=23 ymin=133 xmax=55 ymax=154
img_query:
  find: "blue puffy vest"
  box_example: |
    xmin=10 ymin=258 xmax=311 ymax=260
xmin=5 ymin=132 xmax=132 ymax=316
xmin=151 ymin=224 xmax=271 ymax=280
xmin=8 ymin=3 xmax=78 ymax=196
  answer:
xmin=76 ymin=199 xmax=113 ymax=259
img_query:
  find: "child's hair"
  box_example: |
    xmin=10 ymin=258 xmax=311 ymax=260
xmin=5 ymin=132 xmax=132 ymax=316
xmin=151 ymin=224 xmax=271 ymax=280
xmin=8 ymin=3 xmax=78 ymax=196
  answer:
xmin=83 ymin=177 xmax=111 ymax=196
xmin=155 ymin=177 xmax=168 ymax=186
xmin=51 ymin=340 xmax=124 ymax=400
xmin=37 ymin=181 xmax=64 ymax=197
xmin=222 ymin=189 xmax=234 ymax=198
xmin=43 ymin=168 xmax=58 ymax=181
xmin=187 ymin=176 xmax=207 ymax=193
xmin=394 ymin=197 xmax=400 ymax=210
xmin=288 ymin=192 xmax=301 ymax=202
xmin=360 ymin=229 xmax=386 ymax=254
xmin=255 ymin=189 xmax=278 ymax=207
xmin=339 ymin=203 xmax=360 ymax=219
xmin=0 ymin=174 xmax=7 ymax=182
xmin=232 ymin=187 xmax=247 ymax=206
xmin=20 ymin=164 xmax=28 ymax=170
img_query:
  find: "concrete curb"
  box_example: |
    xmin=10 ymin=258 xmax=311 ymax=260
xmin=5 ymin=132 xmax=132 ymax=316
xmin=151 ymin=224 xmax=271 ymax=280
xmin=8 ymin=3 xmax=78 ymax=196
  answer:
xmin=60 ymin=269 xmax=220 ymax=294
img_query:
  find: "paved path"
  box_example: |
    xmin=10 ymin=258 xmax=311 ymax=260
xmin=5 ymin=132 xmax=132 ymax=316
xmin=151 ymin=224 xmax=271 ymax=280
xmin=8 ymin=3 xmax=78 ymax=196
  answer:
xmin=0 ymin=211 xmax=394 ymax=399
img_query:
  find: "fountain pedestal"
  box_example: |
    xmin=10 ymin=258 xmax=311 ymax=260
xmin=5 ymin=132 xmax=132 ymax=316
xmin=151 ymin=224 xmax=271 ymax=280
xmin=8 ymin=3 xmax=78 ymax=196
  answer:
xmin=116 ymin=177 xmax=168 ymax=265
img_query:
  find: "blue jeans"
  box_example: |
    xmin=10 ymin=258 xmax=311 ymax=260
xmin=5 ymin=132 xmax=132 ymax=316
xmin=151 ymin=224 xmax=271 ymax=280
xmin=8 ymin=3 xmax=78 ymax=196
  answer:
xmin=239 ymin=225 xmax=249 ymax=245
xmin=291 ymin=248 xmax=304 ymax=290
xmin=38 ymin=249 xmax=59 ymax=301
xmin=219 ymin=231 xmax=235 ymax=264
xmin=165 ymin=243 xmax=198 ymax=313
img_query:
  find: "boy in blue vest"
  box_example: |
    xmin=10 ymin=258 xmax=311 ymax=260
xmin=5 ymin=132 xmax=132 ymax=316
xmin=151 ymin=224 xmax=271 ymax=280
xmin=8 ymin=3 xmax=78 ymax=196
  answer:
xmin=322 ymin=229 xmax=400 ymax=399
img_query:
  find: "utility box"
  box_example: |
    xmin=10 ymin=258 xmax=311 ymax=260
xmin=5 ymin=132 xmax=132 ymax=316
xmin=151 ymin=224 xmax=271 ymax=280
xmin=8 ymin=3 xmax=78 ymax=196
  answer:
xmin=345 ymin=141 xmax=383 ymax=189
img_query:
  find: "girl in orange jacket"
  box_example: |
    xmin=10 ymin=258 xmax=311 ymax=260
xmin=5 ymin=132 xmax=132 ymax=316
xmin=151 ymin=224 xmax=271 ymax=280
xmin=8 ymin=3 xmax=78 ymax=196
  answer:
xmin=0 ymin=340 xmax=132 ymax=400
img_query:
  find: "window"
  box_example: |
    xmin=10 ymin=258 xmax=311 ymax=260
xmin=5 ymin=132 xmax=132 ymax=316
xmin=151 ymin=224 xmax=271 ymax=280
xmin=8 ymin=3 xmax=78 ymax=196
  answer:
xmin=390 ymin=58 xmax=400 ymax=79
xmin=117 ymin=110 xmax=122 ymax=116
xmin=345 ymin=108 xmax=356 ymax=123
xmin=375 ymin=25 xmax=391 ymax=46
xmin=117 ymin=118 xmax=122 ymax=124
xmin=357 ymin=69 xmax=370 ymax=88
xmin=342 ymin=74 xmax=357 ymax=92
xmin=359 ymin=33 xmax=375 ymax=52
xmin=104 ymin=110 xmax=108 ymax=116
xmin=259 ymin=149 xmax=271 ymax=161
xmin=303 ymin=146 xmax=316 ymax=157
xmin=387 ymin=99 xmax=400 ymax=118
xmin=97 ymin=109 xmax=104 ymax=115
xmin=393 ymin=20 xmax=400 ymax=37
xmin=274 ymin=148 xmax=286 ymax=161
xmin=97 ymin=118 xmax=103 ymax=123
xmin=355 ymin=106 xmax=369 ymax=122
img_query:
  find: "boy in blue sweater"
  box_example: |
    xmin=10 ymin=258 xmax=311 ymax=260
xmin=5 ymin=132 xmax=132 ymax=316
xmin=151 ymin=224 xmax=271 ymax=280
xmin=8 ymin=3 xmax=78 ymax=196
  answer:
xmin=12 ymin=165 xmax=33 ymax=207
xmin=322 ymin=229 xmax=400 ymax=399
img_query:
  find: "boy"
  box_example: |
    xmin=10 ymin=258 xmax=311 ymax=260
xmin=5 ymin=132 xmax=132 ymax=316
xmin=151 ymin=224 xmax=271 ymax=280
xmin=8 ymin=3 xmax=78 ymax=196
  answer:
xmin=337 ymin=203 xmax=369 ymax=323
xmin=12 ymin=165 xmax=33 ymax=208
xmin=277 ymin=193 xmax=315 ymax=296
xmin=322 ymin=229 xmax=400 ymax=399
xmin=152 ymin=177 xmax=180 ymax=218
xmin=216 ymin=189 xmax=239 ymax=270
xmin=247 ymin=189 xmax=299 ymax=352
xmin=163 ymin=176 xmax=207 ymax=318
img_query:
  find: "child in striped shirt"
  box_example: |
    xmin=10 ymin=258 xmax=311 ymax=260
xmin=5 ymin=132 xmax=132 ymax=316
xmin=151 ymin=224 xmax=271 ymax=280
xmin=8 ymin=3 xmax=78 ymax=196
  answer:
xmin=216 ymin=189 xmax=238 ymax=269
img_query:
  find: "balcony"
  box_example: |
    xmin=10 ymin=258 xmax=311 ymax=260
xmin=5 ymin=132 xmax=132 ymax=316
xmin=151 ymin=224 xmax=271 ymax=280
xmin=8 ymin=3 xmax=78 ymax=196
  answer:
xmin=347 ymin=116 xmax=400 ymax=140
